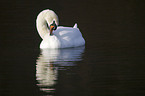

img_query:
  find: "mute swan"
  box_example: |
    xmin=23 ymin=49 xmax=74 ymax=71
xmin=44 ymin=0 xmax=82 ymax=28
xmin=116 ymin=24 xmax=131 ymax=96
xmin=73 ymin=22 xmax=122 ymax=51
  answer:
xmin=36 ymin=9 xmax=85 ymax=49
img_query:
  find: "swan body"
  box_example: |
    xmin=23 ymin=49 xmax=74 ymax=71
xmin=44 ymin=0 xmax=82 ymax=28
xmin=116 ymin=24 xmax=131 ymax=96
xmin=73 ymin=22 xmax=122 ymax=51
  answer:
xmin=36 ymin=9 xmax=85 ymax=49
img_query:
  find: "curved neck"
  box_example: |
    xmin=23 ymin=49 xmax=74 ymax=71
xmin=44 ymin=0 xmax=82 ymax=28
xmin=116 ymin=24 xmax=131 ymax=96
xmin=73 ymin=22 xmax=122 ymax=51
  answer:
xmin=36 ymin=9 xmax=59 ymax=39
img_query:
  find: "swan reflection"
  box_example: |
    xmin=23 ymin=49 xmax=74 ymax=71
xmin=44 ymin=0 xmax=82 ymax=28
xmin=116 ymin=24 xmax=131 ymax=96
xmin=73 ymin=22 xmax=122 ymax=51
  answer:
xmin=36 ymin=46 xmax=85 ymax=94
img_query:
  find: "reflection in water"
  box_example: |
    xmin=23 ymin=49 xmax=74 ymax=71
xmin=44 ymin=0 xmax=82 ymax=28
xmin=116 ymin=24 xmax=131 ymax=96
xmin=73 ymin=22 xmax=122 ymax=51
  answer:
xmin=36 ymin=46 xmax=85 ymax=95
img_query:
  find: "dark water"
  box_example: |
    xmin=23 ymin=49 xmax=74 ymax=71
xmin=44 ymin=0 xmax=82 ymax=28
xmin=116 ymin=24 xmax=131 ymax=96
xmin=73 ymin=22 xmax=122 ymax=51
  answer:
xmin=1 ymin=0 xmax=145 ymax=96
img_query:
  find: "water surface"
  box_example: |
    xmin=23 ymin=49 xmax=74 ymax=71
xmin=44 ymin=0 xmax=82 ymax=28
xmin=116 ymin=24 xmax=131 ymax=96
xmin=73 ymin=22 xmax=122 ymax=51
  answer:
xmin=0 ymin=0 xmax=145 ymax=96
xmin=36 ymin=47 xmax=85 ymax=95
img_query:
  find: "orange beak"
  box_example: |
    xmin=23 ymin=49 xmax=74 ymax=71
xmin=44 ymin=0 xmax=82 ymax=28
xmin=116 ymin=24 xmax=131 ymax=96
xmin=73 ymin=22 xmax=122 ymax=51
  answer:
xmin=50 ymin=25 xmax=54 ymax=35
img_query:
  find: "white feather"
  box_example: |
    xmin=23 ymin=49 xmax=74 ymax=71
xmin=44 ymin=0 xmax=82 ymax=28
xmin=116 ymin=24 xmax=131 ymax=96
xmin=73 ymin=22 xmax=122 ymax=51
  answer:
xmin=36 ymin=9 xmax=85 ymax=49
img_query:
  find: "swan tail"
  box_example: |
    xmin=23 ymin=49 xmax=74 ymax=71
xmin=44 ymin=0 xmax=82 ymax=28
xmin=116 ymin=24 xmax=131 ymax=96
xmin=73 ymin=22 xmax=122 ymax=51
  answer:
xmin=73 ymin=23 xmax=78 ymax=28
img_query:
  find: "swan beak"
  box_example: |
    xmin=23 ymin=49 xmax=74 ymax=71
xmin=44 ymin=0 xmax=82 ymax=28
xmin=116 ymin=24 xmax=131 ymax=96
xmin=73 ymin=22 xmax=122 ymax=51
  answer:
xmin=50 ymin=25 xmax=54 ymax=36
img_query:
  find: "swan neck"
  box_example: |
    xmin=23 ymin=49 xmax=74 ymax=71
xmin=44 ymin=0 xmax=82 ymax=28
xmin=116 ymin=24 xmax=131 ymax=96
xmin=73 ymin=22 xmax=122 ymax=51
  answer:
xmin=36 ymin=9 xmax=59 ymax=39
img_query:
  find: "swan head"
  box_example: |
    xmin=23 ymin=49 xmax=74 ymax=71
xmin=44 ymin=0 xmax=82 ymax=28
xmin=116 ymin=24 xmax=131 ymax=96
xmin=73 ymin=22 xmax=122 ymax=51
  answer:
xmin=50 ymin=21 xmax=57 ymax=36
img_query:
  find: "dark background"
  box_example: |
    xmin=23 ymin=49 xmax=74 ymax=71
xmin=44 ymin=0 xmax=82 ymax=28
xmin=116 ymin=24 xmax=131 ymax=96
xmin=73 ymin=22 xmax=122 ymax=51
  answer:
xmin=0 ymin=0 xmax=145 ymax=96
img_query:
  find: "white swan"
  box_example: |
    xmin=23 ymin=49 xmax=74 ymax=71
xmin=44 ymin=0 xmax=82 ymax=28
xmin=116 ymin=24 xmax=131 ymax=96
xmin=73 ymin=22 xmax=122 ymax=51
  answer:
xmin=36 ymin=9 xmax=85 ymax=49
